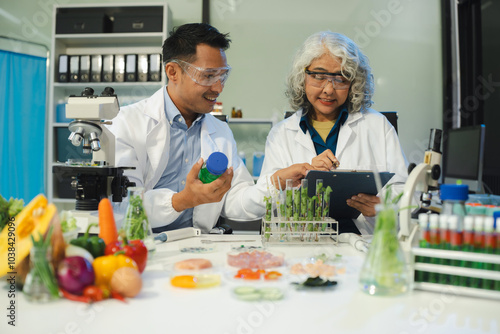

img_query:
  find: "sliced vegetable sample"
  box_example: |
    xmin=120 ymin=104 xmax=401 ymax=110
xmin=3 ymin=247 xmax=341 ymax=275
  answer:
xmin=174 ymin=258 xmax=212 ymax=271
xmin=233 ymin=268 xmax=283 ymax=281
xmin=170 ymin=274 xmax=221 ymax=289
xmin=233 ymin=286 xmax=284 ymax=301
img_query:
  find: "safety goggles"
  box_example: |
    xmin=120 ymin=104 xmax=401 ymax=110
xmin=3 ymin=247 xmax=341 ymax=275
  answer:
xmin=305 ymin=69 xmax=351 ymax=90
xmin=171 ymin=59 xmax=231 ymax=86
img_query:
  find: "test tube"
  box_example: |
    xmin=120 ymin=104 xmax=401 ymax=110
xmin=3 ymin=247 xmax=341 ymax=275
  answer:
xmin=448 ymin=216 xmax=462 ymax=286
xmin=438 ymin=215 xmax=450 ymax=284
xmin=428 ymin=214 xmax=440 ymax=284
xmin=416 ymin=213 xmax=429 ymax=283
xmin=300 ymin=179 xmax=308 ymax=241
xmin=495 ymin=219 xmax=500 ymax=291
xmin=285 ymin=179 xmax=293 ymax=240
xmin=471 ymin=216 xmax=485 ymax=288
xmin=483 ymin=217 xmax=495 ymax=290
xmin=460 ymin=216 xmax=475 ymax=287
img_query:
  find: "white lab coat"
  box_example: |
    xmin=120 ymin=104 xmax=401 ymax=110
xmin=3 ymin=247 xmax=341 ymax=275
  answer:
xmin=109 ymin=87 xmax=264 ymax=233
xmin=255 ymin=108 xmax=408 ymax=234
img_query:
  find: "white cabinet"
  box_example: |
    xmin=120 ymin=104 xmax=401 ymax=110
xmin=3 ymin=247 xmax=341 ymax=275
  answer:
xmin=47 ymin=3 xmax=171 ymax=210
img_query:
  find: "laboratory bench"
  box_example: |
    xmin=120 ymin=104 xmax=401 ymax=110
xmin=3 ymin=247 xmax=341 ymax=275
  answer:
xmin=1 ymin=234 xmax=498 ymax=334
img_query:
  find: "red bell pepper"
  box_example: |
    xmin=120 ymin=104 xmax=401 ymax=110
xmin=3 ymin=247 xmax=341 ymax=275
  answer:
xmin=105 ymin=238 xmax=148 ymax=273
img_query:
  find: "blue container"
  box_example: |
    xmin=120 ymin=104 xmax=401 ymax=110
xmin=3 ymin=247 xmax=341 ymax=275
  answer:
xmin=252 ymin=152 xmax=264 ymax=177
xmin=56 ymin=103 xmax=72 ymax=123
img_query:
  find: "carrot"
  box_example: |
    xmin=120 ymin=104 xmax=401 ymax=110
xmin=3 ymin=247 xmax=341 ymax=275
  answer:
xmin=98 ymin=198 xmax=118 ymax=245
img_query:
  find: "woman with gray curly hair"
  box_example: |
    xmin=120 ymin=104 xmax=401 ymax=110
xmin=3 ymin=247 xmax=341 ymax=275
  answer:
xmin=256 ymin=31 xmax=408 ymax=234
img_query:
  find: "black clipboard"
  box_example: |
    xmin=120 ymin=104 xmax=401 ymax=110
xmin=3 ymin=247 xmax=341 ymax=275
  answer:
xmin=305 ymin=170 xmax=395 ymax=220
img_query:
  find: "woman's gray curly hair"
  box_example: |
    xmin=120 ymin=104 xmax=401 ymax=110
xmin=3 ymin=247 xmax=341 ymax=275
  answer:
xmin=286 ymin=31 xmax=374 ymax=114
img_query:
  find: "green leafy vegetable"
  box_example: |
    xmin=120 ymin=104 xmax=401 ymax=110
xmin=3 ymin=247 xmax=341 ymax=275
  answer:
xmin=26 ymin=226 xmax=60 ymax=298
xmin=60 ymin=211 xmax=77 ymax=233
xmin=123 ymin=195 xmax=149 ymax=240
xmin=0 ymin=195 xmax=24 ymax=232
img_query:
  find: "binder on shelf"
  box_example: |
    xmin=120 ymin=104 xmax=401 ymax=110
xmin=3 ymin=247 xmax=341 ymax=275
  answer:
xmin=90 ymin=55 xmax=102 ymax=82
xmin=114 ymin=55 xmax=125 ymax=82
xmin=125 ymin=54 xmax=137 ymax=82
xmin=137 ymin=54 xmax=148 ymax=82
xmin=79 ymin=55 xmax=90 ymax=82
xmin=149 ymin=54 xmax=161 ymax=82
xmin=58 ymin=55 xmax=69 ymax=82
xmin=102 ymin=55 xmax=114 ymax=83
xmin=69 ymin=55 xmax=79 ymax=82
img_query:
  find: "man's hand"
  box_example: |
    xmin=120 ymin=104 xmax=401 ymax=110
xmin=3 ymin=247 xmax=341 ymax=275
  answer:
xmin=172 ymin=158 xmax=233 ymax=212
xmin=270 ymin=163 xmax=313 ymax=189
xmin=346 ymin=193 xmax=380 ymax=217
xmin=311 ymin=149 xmax=339 ymax=171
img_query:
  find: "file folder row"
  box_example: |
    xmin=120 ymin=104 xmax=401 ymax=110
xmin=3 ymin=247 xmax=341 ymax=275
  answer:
xmin=58 ymin=54 xmax=162 ymax=83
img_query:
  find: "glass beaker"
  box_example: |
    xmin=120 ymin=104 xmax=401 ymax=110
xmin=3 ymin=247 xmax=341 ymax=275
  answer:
xmin=122 ymin=187 xmax=156 ymax=253
xmin=23 ymin=246 xmax=59 ymax=302
xmin=359 ymin=204 xmax=411 ymax=296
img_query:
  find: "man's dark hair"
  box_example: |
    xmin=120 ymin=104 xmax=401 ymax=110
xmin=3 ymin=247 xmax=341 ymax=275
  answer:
xmin=162 ymin=23 xmax=231 ymax=64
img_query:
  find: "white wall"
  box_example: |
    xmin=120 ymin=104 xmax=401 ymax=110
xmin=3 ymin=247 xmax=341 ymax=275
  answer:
xmin=0 ymin=0 xmax=443 ymax=163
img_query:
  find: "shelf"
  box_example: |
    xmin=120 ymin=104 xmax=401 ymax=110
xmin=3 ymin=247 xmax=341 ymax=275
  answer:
xmin=54 ymin=122 xmax=70 ymax=127
xmin=52 ymin=198 xmax=77 ymax=204
xmin=227 ymin=118 xmax=274 ymax=124
xmin=54 ymin=82 xmax=162 ymax=89
xmin=55 ymin=33 xmax=165 ymax=47
xmin=47 ymin=3 xmax=170 ymax=204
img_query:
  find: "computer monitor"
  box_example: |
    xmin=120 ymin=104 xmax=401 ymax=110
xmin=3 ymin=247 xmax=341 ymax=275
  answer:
xmin=444 ymin=125 xmax=485 ymax=193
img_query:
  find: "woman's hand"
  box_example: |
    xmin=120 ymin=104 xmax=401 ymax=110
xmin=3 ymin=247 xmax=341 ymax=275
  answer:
xmin=311 ymin=149 xmax=339 ymax=171
xmin=270 ymin=163 xmax=313 ymax=189
xmin=346 ymin=193 xmax=380 ymax=217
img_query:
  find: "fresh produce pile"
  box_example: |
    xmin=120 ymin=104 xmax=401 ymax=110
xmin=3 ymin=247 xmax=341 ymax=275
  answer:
xmin=0 ymin=195 xmax=148 ymax=304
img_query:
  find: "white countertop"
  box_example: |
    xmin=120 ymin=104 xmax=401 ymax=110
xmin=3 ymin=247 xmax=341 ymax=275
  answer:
xmin=1 ymin=234 xmax=499 ymax=334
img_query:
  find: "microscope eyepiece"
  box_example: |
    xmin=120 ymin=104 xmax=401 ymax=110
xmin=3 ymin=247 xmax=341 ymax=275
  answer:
xmin=427 ymin=128 xmax=442 ymax=153
xmin=101 ymin=87 xmax=115 ymax=96
xmin=81 ymin=87 xmax=95 ymax=97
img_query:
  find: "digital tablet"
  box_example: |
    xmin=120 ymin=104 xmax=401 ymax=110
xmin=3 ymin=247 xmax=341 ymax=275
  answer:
xmin=305 ymin=170 xmax=395 ymax=220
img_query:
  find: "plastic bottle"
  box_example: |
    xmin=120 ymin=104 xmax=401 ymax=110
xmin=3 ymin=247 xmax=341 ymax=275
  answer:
xmin=440 ymin=184 xmax=469 ymax=231
xmin=199 ymin=152 xmax=228 ymax=184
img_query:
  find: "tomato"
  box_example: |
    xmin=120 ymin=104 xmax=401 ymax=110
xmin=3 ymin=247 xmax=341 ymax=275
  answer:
xmin=83 ymin=285 xmax=105 ymax=302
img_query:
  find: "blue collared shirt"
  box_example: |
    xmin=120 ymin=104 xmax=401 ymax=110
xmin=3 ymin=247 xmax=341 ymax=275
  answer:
xmin=153 ymin=87 xmax=204 ymax=232
xmin=299 ymin=106 xmax=349 ymax=155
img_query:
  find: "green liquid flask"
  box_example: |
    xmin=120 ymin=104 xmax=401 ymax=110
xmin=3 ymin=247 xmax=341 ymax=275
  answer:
xmin=199 ymin=152 xmax=228 ymax=184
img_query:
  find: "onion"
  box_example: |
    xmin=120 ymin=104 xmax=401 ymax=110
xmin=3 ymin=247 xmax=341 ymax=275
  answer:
xmin=57 ymin=256 xmax=95 ymax=295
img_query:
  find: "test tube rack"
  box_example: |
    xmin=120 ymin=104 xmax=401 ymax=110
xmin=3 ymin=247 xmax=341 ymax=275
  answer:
xmin=261 ymin=218 xmax=338 ymax=246
xmin=412 ymin=247 xmax=500 ymax=300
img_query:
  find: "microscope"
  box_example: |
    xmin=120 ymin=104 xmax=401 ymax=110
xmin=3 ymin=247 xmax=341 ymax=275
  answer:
xmin=52 ymin=87 xmax=134 ymax=213
xmin=398 ymin=128 xmax=442 ymax=251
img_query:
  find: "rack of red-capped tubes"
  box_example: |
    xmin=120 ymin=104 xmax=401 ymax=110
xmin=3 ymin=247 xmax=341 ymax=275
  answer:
xmin=412 ymin=213 xmax=500 ymax=300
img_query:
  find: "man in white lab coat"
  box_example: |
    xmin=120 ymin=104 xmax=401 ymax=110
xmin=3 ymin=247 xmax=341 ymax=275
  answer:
xmin=109 ymin=24 xmax=272 ymax=233
xmin=256 ymin=32 xmax=408 ymax=235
